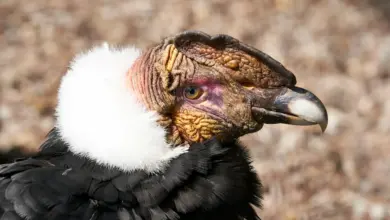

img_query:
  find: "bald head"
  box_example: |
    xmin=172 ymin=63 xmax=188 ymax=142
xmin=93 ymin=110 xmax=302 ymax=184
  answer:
xmin=127 ymin=31 xmax=328 ymax=145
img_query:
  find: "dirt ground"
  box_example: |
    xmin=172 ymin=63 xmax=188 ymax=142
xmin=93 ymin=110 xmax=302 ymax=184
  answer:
xmin=1 ymin=0 xmax=389 ymax=219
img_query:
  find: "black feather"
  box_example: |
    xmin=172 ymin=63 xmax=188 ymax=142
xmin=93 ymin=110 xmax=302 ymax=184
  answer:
xmin=0 ymin=128 xmax=262 ymax=220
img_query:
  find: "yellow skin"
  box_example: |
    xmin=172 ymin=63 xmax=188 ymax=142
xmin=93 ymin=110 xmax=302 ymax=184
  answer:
xmin=128 ymin=31 xmax=327 ymax=146
xmin=174 ymin=111 xmax=225 ymax=143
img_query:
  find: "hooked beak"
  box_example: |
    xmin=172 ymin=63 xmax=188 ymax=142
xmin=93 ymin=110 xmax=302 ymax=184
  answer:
xmin=252 ymin=87 xmax=328 ymax=132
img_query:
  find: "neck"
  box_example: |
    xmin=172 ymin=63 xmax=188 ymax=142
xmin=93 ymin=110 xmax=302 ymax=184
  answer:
xmin=127 ymin=46 xmax=175 ymax=113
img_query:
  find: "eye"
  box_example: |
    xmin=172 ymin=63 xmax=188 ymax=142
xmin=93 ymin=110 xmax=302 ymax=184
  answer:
xmin=184 ymin=86 xmax=204 ymax=100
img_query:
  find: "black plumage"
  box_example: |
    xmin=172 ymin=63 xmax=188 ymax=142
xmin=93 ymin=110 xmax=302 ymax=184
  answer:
xmin=0 ymin=148 xmax=32 ymax=165
xmin=0 ymin=129 xmax=262 ymax=220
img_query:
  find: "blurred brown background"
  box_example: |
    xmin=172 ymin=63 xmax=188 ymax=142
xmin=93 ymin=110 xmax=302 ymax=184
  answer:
xmin=1 ymin=0 xmax=389 ymax=219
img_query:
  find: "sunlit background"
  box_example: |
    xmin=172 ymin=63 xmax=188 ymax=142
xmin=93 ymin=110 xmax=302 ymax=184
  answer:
xmin=1 ymin=0 xmax=389 ymax=219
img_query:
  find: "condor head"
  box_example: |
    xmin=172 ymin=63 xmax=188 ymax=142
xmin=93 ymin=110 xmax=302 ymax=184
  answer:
xmin=129 ymin=31 xmax=328 ymax=145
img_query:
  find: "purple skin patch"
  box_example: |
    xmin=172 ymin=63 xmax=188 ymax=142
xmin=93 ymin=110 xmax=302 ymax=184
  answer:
xmin=176 ymin=81 xmax=229 ymax=122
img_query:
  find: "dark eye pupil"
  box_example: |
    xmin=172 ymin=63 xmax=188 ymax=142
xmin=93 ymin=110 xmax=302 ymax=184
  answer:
xmin=186 ymin=87 xmax=196 ymax=94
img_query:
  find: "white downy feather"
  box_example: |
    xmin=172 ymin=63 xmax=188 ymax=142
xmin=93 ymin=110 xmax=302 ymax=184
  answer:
xmin=56 ymin=43 xmax=187 ymax=173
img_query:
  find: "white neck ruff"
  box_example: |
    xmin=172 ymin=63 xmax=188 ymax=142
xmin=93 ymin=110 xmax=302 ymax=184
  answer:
xmin=56 ymin=44 xmax=187 ymax=173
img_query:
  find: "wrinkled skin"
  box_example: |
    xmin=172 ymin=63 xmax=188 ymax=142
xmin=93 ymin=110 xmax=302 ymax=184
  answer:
xmin=128 ymin=31 xmax=328 ymax=145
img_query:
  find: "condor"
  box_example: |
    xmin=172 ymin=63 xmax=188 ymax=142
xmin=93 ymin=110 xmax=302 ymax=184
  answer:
xmin=0 ymin=31 xmax=328 ymax=220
